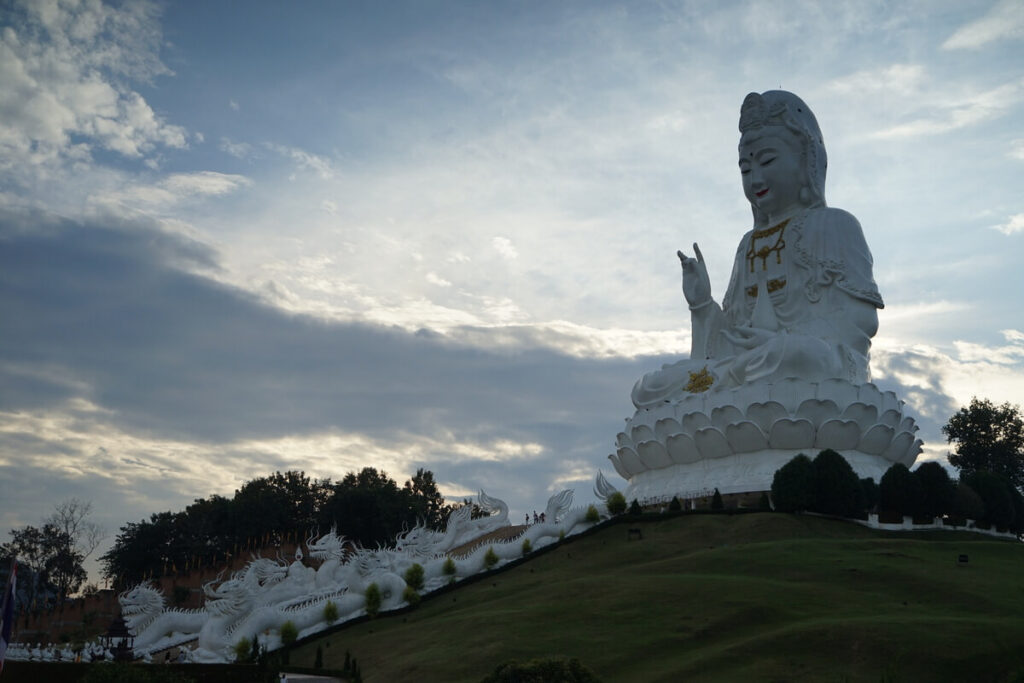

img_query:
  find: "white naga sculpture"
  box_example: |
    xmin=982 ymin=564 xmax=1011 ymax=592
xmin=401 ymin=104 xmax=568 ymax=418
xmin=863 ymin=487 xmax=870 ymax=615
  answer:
xmin=105 ymin=488 xmax=599 ymax=663
xmin=610 ymin=91 xmax=920 ymax=502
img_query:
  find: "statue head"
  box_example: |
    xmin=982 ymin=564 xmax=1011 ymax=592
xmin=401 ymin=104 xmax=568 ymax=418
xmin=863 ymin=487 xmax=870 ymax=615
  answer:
xmin=738 ymin=90 xmax=827 ymax=227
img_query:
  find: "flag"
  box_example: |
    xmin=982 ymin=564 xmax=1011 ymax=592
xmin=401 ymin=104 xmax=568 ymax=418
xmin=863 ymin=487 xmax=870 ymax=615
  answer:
xmin=0 ymin=558 xmax=17 ymax=674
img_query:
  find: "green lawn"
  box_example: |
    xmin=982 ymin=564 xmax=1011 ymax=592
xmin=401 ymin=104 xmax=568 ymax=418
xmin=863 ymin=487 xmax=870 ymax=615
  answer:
xmin=290 ymin=513 xmax=1024 ymax=682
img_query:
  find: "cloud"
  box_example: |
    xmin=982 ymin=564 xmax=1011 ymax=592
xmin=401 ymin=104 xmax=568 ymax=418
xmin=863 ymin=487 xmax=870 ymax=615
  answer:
xmin=492 ymin=236 xmax=518 ymax=260
xmin=870 ymin=80 xmax=1024 ymax=139
xmin=95 ymin=171 xmax=251 ymax=209
xmin=1011 ymin=139 xmax=1024 ymax=160
xmin=943 ymin=0 xmax=1024 ymax=50
xmin=992 ymin=213 xmax=1024 ymax=235
xmin=220 ymin=137 xmax=254 ymax=159
xmin=0 ymin=0 xmax=186 ymax=178
xmin=265 ymin=142 xmax=335 ymax=179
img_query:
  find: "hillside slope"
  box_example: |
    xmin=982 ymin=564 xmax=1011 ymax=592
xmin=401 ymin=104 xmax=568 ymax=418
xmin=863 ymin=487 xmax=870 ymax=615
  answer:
xmin=290 ymin=513 xmax=1024 ymax=682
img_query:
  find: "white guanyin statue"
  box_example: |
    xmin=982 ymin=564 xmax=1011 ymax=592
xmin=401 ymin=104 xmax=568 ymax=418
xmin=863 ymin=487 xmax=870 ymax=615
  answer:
xmin=610 ymin=91 xmax=920 ymax=502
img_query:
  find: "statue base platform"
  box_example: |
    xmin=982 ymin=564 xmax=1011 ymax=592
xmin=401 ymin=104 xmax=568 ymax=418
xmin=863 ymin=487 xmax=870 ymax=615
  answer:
xmin=609 ymin=378 xmax=921 ymax=504
xmin=622 ymin=449 xmax=894 ymax=504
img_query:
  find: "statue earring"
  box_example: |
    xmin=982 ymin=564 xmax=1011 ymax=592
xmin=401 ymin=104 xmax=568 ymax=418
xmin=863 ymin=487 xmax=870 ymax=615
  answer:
xmin=799 ymin=186 xmax=813 ymax=205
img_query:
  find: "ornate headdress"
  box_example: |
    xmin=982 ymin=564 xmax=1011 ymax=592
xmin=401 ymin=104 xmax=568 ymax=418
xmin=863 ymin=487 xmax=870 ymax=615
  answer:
xmin=739 ymin=90 xmax=828 ymax=224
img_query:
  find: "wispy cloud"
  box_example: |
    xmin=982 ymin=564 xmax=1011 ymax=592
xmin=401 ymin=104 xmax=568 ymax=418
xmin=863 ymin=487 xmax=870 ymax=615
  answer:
xmin=871 ymin=80 xmax=1023 ymax=139
xmin=943 ymin=0 xmax=1024 ymax=50
xmin=265 ymin=142 xmax=335 ymax=179
xmin=993 ymin=213 xmax=1024 ymax=235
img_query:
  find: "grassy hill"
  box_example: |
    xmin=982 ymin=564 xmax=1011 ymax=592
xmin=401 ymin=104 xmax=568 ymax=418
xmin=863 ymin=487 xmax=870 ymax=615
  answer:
xmin=289 ymin=513 xmax=1024 ymax=682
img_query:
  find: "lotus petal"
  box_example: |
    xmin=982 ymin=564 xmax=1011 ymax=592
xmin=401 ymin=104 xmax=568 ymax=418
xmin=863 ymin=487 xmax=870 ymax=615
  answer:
xmin=631 ymin=424 xmax=655 ymax=445
xmin=608 ymin=453 xmax=631 ymax=480
xmin=615 ymin=431 xmax=633 ymax=449
xmin=818 ymin=378 xmax=859 ymax=408
xmin=880 ymin=390 xmax=900 ymax=414
xmin=711 ymin=405 xmax=745 ymax=431
xmin=858 ymin=423 xmax=894 ymax=455
xmin=706 ymin=388 xmax=740 ymax=412
xmin=694 ymin=427 xmax=731 ymax=459
xmin=666 ymin=432 xmax=700 ymax=464
xmin=883 ymin=431 xmax=915 ymax=463
xmin=682 ymin=411 xmax=711 ymax=433
xmin=726 ymin=421 xmax=769 ymax=453
xmin=815 ymin=419 xmax=861 ymax=450
xmin=770 ymin=378 xmax=808 ymax=412
xmin=900 ymin=439 xmax=923 ymax=467
xmin=654 ymin=418 xmax=682 ymax=442
xmin=899 ymin=416 xmax=918 ymax=434
xmin=616 ymin=447 xmax=646 ymax=476
xmin=796 ymin=399 xmax=840 ymax=428
xmin=878 ymin=409 xmax=901 ymax=428
xmin=841 ymin=402 xmax=878 ymax=431
xmin=768 ymin=418 xmax=815 ymax=450
xmin=740 ymin=383 xmax=772 ymax=406
xmin=636 ymin=440 xmax=673 ymax=470
xmin=857 ymin=382 xmax=882 ymax=405
xmin=746 ymin=401 xmax=788 ymax=433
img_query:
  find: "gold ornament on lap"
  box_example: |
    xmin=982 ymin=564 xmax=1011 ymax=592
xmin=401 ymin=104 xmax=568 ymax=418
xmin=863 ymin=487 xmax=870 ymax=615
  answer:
xmin=685 ymin=366 xmax=714 ymax=393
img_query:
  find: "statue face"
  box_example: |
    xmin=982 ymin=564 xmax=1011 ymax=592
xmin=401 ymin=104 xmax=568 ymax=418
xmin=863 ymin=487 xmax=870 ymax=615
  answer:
xmin=738 ymin=127 xmax=803 ymax=221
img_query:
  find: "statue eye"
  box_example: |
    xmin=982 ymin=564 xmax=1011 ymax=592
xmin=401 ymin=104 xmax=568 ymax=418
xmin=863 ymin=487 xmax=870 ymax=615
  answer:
xmin=761 ymin=157 xmax=775 ymax=166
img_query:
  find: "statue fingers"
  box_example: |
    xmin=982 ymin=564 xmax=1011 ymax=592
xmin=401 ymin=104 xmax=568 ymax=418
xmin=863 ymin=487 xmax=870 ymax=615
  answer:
xmin=693 ymin=242 xmax=704 ymax=264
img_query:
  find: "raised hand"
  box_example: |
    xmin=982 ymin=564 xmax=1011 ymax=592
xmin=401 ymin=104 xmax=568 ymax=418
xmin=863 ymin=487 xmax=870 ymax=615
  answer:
xmin=678 ymin=242 xmax=712 ymax=308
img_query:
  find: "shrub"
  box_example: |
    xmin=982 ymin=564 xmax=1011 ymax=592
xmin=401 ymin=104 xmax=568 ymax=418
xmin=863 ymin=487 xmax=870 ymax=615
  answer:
xmin=280 ymin=620 xmax=298 ymax=646
xmin=484 ymin=546 xmax=499 ymax=569
xmin=629 ymin=499 xmax=642 ymax=515
xmin=860 ymin=477 xmax=879 ymax=512
xmin=314 ymin=645 xmax=323 ymax=669
xmin=403 ymin=585 xmax=420 ymax=606
xmin=880 ymin=463 xmax=924 ymax=517
xmin=606 ymin=492 xmax=627 ymax=516
xmin=771 ymin=454 xmax=815 ymax=512
xmin=404 ymin=562 xmax=425 ymax=591
xmin=323 ymin=600 xmax=339 ymax=624
xmin=233 ymin=636 xmax=252 ymax=662
xmin=952 ymin=482 xmax=985 ymax=522
xmin=812 ymin=449 xmax=864 ymax=517
xmin=364 ymin=583 xmax=381 ymax=618
xmin=711 ymin=488 xmax=724 ymax=510
xmin=481 ymin=657 xmax=602 ymax=683
xmin=914 ymin=461 xmax=956 ymax=519
xmin=585 ymin=504 xmax=600 ymax=523
xmin=521 ymin=538 xmax=532 ymax=555
xmin=669 ymin=496 xmax=682 ymax=512
xmin=442 ymin=556 xmax=456 ymax=576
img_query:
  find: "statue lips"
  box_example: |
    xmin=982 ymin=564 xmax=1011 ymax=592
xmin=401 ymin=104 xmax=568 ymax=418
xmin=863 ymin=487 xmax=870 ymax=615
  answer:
xmin=756 ymin=188 xmax=769 ymax=197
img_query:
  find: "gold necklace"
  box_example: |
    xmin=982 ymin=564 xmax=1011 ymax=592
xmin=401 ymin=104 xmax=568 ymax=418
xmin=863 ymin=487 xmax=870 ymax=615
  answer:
xmin=747 ymin=218 xmax=788 ymax=272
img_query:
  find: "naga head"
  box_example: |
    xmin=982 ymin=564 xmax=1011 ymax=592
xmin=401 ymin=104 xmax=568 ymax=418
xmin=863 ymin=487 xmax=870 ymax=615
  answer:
xmin=118 ymin=582 xmax=166 ymax=633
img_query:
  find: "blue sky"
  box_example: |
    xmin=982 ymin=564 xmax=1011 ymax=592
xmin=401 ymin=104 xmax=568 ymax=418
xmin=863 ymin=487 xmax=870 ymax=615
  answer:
xmin=1 ymin=0 xmax=1022 ymax=581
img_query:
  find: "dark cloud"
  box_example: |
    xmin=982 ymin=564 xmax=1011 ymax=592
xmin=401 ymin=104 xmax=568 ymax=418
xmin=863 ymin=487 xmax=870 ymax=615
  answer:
xmin=0 ymin=206 xmax=652 ymax=475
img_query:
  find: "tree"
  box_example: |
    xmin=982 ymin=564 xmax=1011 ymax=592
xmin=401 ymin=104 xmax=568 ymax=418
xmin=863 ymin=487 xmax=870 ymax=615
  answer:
xmin=711 ymin=488 xmax=724 ymax=510
xmin=880 ymin=464 xmax=924 ymax=518
xmin=913 ymin=461 xmax=956 ymax=519
xmin=812 ymin=449 xmax=864 ymax=518
xmin=403 ymin=469 xmax=448 ymax=529
xmin=962 ymin=471 xmax=1017 ymax=530
xmin=1 ymin=523 xmax=85 ymax=608
xmin=771 ymin=454 xmax=815 ymax=513
xmin=45 ymin=499 xmax=106 ymax=564
xmin=943 ymin=398 xmax=1024 ymax=490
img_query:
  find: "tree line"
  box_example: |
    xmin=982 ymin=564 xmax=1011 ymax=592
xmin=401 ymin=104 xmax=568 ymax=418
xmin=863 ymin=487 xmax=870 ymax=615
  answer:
xmin=99 ymin=467 xmax=464 ymax=589
xmin=771 ymin=398 xmax=1024 ymax=534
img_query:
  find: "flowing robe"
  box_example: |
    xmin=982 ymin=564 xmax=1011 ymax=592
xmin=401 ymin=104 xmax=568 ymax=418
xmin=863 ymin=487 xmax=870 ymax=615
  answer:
xmin=631 ymin=207 xmax=883 ymax=409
